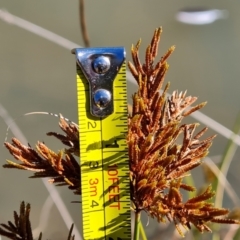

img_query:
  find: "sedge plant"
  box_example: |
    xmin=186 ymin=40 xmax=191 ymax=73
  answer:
xmin=0 ymin=27 xmax=239 ymax=240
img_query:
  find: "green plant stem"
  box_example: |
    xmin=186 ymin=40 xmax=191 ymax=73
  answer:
xmin=184 ymin=175 xmax=195 ymax=199
xmin=212 ymin=112 xmax=240 ymax=240
xmin=139 ymin=220 xmax=147 ymax=240
xmin=134 ymin=211 xmax=141 ymax=240
xmin=215 ymin=112 xmax=240 ymax=209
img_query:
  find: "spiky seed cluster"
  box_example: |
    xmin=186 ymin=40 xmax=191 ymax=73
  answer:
xmin=0 ymin=201 xmax=75 ymax=240
xmin=127 ymin=27 xmax=239 ymax=235
xmin=0 ymin=201 xmax=38 ymax=240
xmin=4 ymin=117 xmax=80 ymax=195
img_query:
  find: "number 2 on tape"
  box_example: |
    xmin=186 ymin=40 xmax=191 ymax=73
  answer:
xmin=72 ymin=47 xmax=131 ymax=240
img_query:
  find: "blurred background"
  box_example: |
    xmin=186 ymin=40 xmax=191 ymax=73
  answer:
xmin=0 ymin=0 xmax=240 ymax=239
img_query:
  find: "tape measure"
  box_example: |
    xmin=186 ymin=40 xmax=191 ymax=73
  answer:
xmin=72 ymin=47 xmax=131 ymax=240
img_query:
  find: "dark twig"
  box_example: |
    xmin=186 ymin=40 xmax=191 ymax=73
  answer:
xmin=0 ymin=201 xmax=75 ymax=240
xmin=79 ymin=0 xmax=90 ymax=47
xmin=0 ymin=201 xmax=40 ymax=240
xmin=67 ymin=224 xmax=75 ymax=240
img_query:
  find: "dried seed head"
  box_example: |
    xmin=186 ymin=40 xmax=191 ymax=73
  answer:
xmin=127 ymin=27 xmax=239 ymax=235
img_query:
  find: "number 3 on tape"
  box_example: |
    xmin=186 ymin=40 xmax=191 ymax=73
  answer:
xmin=72 ymin=47 xmax=131 ymax=240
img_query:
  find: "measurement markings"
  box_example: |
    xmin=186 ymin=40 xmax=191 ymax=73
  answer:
xmin=116 ymin=125 xmax=128 ymax=128
xmin=119 ymin=133 xmax=128 ymax=136
xmin=116 ymin=120 xmax=128 ymax=124
xmin=83 ymin=209 xmax=104 ymax=214
xmin=79 ymin=106 xmax=90 ymax=110
xmin=77 ymin=88 xmax=89 ymax=91
xmin=114 ymin=99 xmax=127 ymax=102
xmin=115 ymin=111 xmax=128 ymax=114
xmin=79 ymin=129 xmax=100 ymax=134
xmin=116 ymin=80 xmax=126 ymax=83
xmin=80 ymin=179 xmax=89 ymax=182
xmin=100 ymin=119 xmax=107 ymax=237
xmin=82 ymin=169 xmax=102 ymax=173
xmin=118 ymin=106 xmax=127 ymax=109
xmin=102 ymin=151 xmax=128 ymax=154
xmin=118 ymin=175 xmax=130 ymax=178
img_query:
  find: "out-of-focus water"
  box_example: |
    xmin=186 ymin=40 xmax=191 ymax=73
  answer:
xmin=0 ymin=0 xmax=240 ymax=239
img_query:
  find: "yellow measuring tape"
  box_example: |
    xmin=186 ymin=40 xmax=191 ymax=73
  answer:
xmin=72 ymin=48 xmax=131 ymax=240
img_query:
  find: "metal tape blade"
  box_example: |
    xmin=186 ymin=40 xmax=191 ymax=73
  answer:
xmin=73 ymin=48 xmax=131 ymax=240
